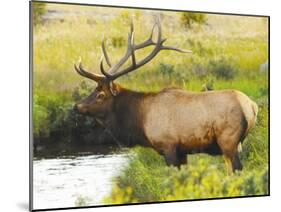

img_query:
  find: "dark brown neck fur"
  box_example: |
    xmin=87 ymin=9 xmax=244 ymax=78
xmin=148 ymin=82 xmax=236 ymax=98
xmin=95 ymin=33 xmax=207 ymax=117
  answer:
xmin=106 ymin=87 xmax=151 ymax=147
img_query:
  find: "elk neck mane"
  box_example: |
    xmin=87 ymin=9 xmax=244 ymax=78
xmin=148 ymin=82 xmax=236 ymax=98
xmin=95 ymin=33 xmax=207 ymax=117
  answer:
xmin=108 ymin=85 xmax=153 ymax=147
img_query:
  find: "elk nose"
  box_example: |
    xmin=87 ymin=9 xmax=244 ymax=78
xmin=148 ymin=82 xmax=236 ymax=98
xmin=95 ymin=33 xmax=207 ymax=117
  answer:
xmin=73 ymin=104 xmax=85 ymax=113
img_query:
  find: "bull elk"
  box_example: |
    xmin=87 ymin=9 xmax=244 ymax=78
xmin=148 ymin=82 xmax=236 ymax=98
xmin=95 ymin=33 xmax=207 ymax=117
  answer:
xmin=74 ymin=20 xmax=258 ymax=174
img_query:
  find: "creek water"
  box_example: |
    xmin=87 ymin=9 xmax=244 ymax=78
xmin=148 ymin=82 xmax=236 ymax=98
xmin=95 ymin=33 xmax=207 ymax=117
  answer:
xmin=33 ymin=149 xmax=129 ymax=209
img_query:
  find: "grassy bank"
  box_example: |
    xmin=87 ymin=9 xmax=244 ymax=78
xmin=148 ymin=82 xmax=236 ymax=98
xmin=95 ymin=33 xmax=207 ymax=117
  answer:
xmin=104 ymin=153 xmax=268 ymax=204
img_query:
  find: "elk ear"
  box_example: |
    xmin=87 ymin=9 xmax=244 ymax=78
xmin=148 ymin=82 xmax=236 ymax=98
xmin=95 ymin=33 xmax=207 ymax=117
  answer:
xmin=96 ymin=91 xmax=106 ymax=102
xmin=109 ymin=81 xmax=120 ymax=96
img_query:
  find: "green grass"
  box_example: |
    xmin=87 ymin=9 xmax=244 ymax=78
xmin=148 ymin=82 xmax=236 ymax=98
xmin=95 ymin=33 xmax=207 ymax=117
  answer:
xmin=33 ymin=2 xmax=269 ymax=203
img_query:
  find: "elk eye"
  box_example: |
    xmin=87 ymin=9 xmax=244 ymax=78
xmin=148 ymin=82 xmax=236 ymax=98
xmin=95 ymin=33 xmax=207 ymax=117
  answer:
xmin=96 ymin=92 xmax=105 ymax=101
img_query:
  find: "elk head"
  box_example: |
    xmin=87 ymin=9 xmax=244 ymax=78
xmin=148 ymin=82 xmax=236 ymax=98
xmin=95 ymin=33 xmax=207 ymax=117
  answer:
xmin=73 ymin=19 xmax=191 ymax=122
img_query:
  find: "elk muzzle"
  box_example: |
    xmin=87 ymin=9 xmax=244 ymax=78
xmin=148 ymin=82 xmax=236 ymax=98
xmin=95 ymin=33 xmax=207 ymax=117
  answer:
xmin=73 ymin=103 xmax=88 ymax=114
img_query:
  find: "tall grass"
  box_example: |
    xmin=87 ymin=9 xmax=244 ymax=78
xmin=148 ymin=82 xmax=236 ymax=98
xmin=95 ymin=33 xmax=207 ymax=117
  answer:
xmin=34 ymin=4 xmax=268 ymax=95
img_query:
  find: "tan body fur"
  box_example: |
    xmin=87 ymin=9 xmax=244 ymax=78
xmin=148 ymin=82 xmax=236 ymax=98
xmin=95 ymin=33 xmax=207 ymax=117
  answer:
xmin=141 ymin=88 xmax=258 ymax=173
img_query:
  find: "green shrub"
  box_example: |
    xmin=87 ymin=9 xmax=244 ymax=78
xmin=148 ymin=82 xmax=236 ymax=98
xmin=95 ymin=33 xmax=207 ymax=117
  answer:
xmin=33 ymin=94 xmax=49 ymax=137
xmin=159 ymin=63 xmax=175 ymax=77
xmin=163 ymin=161 xmax=268 ymax=200
xmin=181 ymin=12 xmax=207 ymax=28
xmin=33 ymin=92 xmax=71 ymax=140
xmin=158 ymin=63 xmax=190 ymax=84
xmin=209 ymin=57 xmax=237 ymax=80
xmin=104 ymin=147 xmax=268 ymax=204
xmin=72 ymin=80 xmax=95 ymax=101
xmin=33 ymin=81 xmax=110 ymax=145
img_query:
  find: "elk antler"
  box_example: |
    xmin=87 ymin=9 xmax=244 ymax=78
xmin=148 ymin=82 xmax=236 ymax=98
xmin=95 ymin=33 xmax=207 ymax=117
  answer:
xmin=74 ymin=59 xmax=105 ymax=82
xmin=100 ymin=19 xmax=192 ymax=81
xmin=75 ymin=19 xmax=191 ymax=82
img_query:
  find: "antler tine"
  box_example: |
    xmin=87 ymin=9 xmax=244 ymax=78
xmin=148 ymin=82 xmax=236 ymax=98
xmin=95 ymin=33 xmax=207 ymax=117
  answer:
xmin=101 ymin=37 xmax=112 ymax=67
xmin=99 ymin=56 xmax=111 ymax=78
xmin=156 ymin=17 xmax=162 ymax=43
xmin=97 ymin=19 xmax=191 ymax=81
xmin=107 ymin=19 xmax=191 ymax=80
xmin=101 ymin=22 xmax=136 ymax=77
xmin=74 ymin=61 xmax=105 ymax=82
xmin=129 ymin=21 xmax=136 ymax=67
xmin=74 ymin=63 xmax=85 ymax=76
xmin=155 ymin=17 xmax=191 ymax=53
xmin=130 ymin=20 xmax=134 ymax=35
xmin=161 ymin=46 xmax=192 ymax=53
xmin=108 ymin=20 xmax=163 ymax=80
xmin=134 ymin=19 xmax=191 ymax=54
xmin=134 ymin=22 xmax=158 ymax=50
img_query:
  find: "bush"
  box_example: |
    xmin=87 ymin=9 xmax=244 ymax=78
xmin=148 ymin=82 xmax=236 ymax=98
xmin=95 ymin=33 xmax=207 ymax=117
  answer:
xmin=163 ymin=161 xmax=268 ymax=200
xmin=209 ymin=58 xmax=237 ymax=80
xmin=159 ymin=63 xmax=175 ymax=78
xmin=33 ymin=92 xmax=73 ymax=141
xmin=32 ymin=2 xmax=47 ymax=25
xmin=33 ymin=81 xmax=114 ymax=146
xmin=158 ymin=63 xmax=189 ymax=84
xmin=104 ymin=147 xmax=268 ymax=204
xmin=181 ymin=12 xmax=207 ymax=29
xmin=34 ymin=94 xmax=49 ymax=137
xmin=72 ymin=80 xmax=95 ymax=101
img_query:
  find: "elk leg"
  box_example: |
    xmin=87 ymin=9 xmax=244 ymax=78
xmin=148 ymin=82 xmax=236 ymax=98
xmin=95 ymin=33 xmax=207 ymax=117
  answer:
xmin=217 ymin=129 xmax=243 ymax=175
xmin=223 ymin=155 xmax=233 ymax=175
xmin=163 ymin=145 xmax=188 ymax=168
xmin=178 ymin=152 xmax=188 ymax=167
xmin=164 ymin=153 xmax=179 ymax=166
xmin=163 ymin=147 xmax=181 ymax=168
xmin=232 ymin=153 xmax=243 ymax=171
xmin=223 ymin=153 xmax=242 ymax=175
